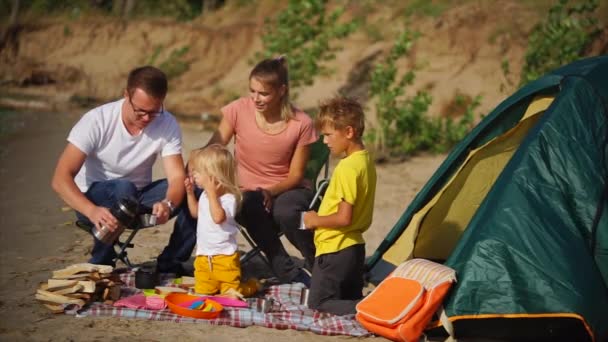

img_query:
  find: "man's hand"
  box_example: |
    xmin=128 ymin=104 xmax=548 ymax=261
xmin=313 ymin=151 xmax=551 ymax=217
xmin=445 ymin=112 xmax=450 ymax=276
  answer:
xmin=89 ymin=206 xmax=118 ymax=231
xmin=152 ymin=201 xmax=171 ymax=224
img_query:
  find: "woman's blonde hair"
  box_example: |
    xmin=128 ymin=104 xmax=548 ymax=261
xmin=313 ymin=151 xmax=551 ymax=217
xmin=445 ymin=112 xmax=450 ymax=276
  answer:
xmin=249 ymin=55 xmax=294 ymax=121
xmin=189 ymin=144 xmax=242 ymax=208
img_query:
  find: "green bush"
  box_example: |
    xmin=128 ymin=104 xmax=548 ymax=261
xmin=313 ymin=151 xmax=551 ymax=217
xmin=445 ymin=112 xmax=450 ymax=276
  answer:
xmin=367 ymin=28 xmax=478 ymax=159
xmin=254 ymin=0 xmax=358 ymax=90
xmin=520 ymin=0 xmax=600 ymax=85
xmin=145 ymin=44 xmax=191 ymax=79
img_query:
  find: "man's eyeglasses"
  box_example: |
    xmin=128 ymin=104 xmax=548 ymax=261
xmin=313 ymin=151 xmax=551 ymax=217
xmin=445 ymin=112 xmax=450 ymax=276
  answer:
xmin=129 ymin=98 xmax=164 ymax=118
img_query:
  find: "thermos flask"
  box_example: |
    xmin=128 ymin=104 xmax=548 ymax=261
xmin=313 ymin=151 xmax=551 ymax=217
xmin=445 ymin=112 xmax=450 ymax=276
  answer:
xmin=93 ymin=197 xmax=138 ymax=245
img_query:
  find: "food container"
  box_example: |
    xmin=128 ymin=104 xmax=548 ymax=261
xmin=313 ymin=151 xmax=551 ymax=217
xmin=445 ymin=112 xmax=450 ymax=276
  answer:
xmin=135 ymin=267 xmax=159 ymax=289
xmin=165 ymin=293 xmax=223 ymax=319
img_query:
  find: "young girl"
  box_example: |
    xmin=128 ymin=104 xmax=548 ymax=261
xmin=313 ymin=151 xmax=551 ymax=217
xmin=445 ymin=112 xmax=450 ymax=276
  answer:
xmin=185 ymin=144 xmax=256 ymax=296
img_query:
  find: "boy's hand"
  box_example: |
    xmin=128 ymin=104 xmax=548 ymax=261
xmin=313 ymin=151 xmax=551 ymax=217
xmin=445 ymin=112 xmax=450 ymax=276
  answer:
xmin=302 ymin=211 xmax=318 ymax=229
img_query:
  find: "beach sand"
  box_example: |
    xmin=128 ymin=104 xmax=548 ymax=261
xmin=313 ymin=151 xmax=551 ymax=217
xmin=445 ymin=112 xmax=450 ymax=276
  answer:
xmin=0 ymin=109 xmax=444 ymax=341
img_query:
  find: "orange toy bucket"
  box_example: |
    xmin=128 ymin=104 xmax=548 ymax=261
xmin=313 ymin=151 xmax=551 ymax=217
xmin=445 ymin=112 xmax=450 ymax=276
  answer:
xmin=165 ymin=293 xmax=223 ymax=319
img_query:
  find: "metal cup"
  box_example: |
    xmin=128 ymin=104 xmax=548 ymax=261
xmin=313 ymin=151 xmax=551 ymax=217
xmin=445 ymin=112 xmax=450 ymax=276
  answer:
xmin=247 ymin=298 xmax=276 ymax=313
xmin=139 ymin=213 xmax=157 ymax=228
xmin=300 ymin=288 xmax=309 ymax=307
xmin=299 ymin=212 xmax=307 ymax=230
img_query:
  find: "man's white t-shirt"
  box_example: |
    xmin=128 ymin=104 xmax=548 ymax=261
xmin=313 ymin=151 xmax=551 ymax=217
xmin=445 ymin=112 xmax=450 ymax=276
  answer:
xmin=195 ymin=193 xmax=239 ymax=256
xmin=68 ymin=99 xmax=182 ymax=192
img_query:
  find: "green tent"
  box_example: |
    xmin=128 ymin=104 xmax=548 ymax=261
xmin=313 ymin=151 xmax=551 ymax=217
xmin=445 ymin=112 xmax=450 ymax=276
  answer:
xmin=366 ymin=55 xmax=608 ymax=342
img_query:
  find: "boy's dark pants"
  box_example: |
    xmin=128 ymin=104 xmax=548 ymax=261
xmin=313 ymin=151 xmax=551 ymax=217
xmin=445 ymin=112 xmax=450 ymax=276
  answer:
xmin=308 ymin=243 xmax=365 ymax=316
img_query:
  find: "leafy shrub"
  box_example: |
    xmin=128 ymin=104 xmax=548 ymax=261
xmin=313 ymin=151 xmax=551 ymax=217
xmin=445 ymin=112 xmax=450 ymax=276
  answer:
xmin=145 ymin=44 xmax=191 ymax=79
xmin=254 ymin=0 xmax=358 ymax=89
xmin=520 ymin=0 xmax=600 ymax=85
xmin=367 ymin=28 xmax=478 ymax=159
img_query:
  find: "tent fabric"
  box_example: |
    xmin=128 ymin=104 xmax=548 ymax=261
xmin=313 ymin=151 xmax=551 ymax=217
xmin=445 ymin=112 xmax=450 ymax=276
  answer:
xmin=366 ymin=56 xmax=608 ymax=341
xmin=382 ymin=96 xmax=551 ymax=264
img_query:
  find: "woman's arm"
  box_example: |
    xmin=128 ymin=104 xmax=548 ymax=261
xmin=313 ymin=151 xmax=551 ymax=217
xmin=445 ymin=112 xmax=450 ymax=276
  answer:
xmin=265 ymin=144 xmax=310 ymax=196
xmin=206 ymin=117 xmax=234 ymax=146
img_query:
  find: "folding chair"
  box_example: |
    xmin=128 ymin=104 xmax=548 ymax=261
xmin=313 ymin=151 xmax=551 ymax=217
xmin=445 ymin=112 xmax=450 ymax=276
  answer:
xmin=75 ymin=212 xmax=156 ymax=268
xmin=239 ymin=135 xmax=331 ymax=267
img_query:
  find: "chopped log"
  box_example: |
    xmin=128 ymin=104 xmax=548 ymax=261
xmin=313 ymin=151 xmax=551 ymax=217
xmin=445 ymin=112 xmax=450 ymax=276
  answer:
xmin=36 ymin=290 xmax=85 ymax=306
xmin=51 ymin=284 xmax=84 ymax=295
xmin=64 ymin=293 xmax=91 ymax=300
xmin=100 ymin=285 xmax=121 ymax=301
xmin=107 ymin=285 xmax=121 ymax=301
xmin=46 ymin=279 xmax=78 ymax=290
xmin=76 ymin=280 xmax=96 ymax=293
xmin=43 ymin=304 xmax=65 ymax=314
xmin=52 ymin=263 xmax=113 ymax=278
xmin=51 ymin=272 xmax=95 ymax=280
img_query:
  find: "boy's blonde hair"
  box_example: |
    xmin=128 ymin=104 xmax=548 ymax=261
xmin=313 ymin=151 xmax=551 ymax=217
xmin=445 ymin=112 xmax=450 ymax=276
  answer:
xmin=316 ymin=96 xmax=365 ymax=139
xmin=189 ymin=144 xmax=242 ymax=207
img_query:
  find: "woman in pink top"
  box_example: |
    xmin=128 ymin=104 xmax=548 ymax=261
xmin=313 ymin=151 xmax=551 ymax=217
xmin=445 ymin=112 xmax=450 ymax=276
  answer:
xmin=204 ymin=56 xmax=317 ymax=284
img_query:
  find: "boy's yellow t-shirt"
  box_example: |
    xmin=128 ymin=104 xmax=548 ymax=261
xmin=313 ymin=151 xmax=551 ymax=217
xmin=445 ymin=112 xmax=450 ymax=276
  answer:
xmin=314 ymin=150 xmax=377 ymax=256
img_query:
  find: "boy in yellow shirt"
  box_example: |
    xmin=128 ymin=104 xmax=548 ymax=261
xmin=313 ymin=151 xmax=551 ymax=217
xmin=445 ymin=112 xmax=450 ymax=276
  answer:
xmin=302 ymin=96 xmax=377 ymax=315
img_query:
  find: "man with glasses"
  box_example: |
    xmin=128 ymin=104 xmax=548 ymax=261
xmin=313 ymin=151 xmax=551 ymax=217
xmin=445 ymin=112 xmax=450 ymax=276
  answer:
xmin=52 ymin=66 xmax=190 ymax=271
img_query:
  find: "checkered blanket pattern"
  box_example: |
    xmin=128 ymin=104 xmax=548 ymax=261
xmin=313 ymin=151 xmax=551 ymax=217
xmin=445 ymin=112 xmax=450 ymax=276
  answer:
xmin=72 ymin=270 xmax=371 ymax=337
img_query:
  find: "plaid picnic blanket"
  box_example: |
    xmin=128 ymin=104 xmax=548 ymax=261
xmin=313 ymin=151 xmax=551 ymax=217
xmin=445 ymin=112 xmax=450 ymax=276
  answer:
xmin=71 ymin=269 xmax=371 ymax=337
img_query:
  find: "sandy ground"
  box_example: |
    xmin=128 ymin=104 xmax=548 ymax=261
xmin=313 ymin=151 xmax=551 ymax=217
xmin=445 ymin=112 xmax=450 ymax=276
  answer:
xmin=0 ymin=108 xmax=444 ymax=341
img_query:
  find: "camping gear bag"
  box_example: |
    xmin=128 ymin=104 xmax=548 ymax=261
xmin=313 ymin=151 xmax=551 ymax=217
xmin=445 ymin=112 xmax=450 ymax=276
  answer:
xmin=356 ymin=258 xmax=456 ymax=341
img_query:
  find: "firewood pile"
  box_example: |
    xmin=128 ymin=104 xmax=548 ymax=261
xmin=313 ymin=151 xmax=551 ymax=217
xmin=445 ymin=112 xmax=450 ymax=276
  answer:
xmin=36 ymin=263 xmax=123 ymax=313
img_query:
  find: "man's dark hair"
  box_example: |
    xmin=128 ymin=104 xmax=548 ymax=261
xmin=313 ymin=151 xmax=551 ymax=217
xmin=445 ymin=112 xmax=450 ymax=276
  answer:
xmin=126 ymin=66 xmax=168 ymax=99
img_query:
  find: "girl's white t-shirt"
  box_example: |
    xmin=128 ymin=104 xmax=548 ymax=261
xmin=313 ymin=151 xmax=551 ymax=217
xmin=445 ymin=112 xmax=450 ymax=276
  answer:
xmin=68 ymin=99 xmax=182 ymax=192
xmin=195 ymin=193 xmax=239 ymax=256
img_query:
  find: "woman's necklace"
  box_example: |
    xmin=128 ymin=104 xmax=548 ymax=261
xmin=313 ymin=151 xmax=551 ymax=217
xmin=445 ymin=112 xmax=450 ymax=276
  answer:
xmin=255 ymin=111 xmax=287 ymax=134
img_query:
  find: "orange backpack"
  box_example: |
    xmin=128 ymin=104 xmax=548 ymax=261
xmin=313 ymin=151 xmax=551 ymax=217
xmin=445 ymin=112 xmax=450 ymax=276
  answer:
xmin=356 ymin=259 xmax=456 ymax=342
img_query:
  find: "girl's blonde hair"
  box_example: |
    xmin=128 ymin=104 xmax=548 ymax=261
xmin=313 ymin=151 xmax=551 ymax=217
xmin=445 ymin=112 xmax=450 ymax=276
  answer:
xmin=189 ymin=144 xmax=242 ymax=208
xmin=249 ymin=55 xmax=294 ymax=121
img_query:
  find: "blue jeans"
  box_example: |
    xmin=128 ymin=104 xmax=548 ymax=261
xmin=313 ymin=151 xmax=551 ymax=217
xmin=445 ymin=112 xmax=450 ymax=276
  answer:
xmin=76 ymin=179 xmax=192 ymax=268
xmin=156 ymin=187 xmax=199 ymax=273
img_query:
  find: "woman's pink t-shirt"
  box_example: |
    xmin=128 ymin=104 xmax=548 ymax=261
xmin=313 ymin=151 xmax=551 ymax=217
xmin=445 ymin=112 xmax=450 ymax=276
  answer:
xmin=222 ymin=97 xmax=318 ymax=191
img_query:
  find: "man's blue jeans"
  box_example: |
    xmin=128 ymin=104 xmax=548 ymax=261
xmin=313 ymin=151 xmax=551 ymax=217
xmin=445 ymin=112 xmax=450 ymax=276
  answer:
xmin=76 ymin=179 xmax=195 ymax=270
